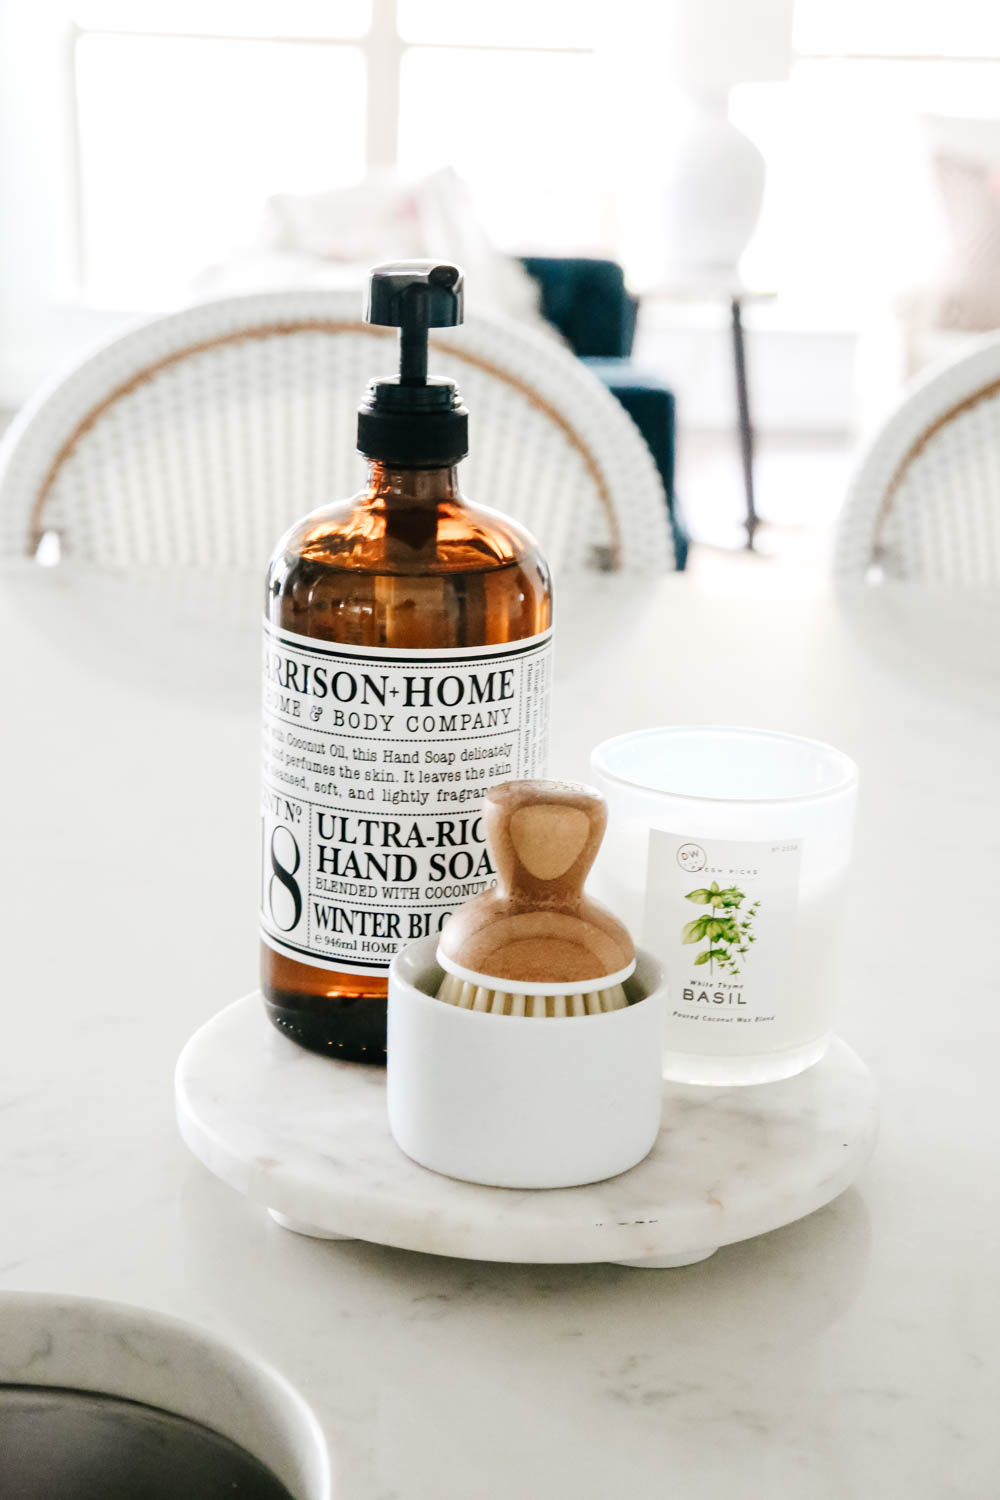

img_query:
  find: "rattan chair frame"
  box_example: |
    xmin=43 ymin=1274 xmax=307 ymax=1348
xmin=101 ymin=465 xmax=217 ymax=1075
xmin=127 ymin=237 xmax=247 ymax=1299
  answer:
xmin=0 ymin=289 xmax=673 ymax=576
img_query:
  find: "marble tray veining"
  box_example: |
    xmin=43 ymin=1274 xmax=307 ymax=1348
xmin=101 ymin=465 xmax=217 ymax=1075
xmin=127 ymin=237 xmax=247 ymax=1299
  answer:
xmin=175 ymin=995 xmax=877 ymax=1268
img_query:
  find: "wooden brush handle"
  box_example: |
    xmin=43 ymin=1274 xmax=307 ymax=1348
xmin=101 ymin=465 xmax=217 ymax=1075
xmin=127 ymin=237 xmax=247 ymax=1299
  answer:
xmin=439 ymin=780 xmax=634 ymax=984
xmin=485 ymin=780 xmax=606 ymax=905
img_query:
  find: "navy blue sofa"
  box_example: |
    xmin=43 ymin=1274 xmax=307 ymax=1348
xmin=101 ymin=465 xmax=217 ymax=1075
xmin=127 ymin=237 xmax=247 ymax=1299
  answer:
xmin=520 ymin=257 xmax=687 ymax=567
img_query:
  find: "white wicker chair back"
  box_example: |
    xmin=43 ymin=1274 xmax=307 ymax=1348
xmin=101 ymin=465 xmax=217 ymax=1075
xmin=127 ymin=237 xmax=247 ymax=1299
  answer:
xmin=836 ymin=332 xmax=1000 ymax=586
xmin=0 ymin=289 xmax=672 ymax=576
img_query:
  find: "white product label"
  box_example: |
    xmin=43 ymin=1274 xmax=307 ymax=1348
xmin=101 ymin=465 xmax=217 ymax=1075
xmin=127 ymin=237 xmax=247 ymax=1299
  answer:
xmin=260 ymin=620 xmax=552 ymax=974
xmin=644 ymin=833 xmax=802 ymax=1039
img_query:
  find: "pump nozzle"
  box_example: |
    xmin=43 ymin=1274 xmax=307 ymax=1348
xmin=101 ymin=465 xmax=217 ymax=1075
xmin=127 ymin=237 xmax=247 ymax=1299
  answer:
xmin=358 ymin=260 xmax=469 ymax=466
xmin=366 ymin=261 xmax=464 ymax=387
xmin=366 ymin=261 xmax=464 ymax=332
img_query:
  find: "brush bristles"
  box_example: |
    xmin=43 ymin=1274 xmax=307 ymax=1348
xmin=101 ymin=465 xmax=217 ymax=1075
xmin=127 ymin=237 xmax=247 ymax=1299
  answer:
xmin=436 ymin=971 xmax=630 ymax=1017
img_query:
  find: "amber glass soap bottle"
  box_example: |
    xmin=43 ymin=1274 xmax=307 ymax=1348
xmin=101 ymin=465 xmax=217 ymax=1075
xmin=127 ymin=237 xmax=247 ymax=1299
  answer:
xmin=261 ymin=262 xmax=553 ymax=1062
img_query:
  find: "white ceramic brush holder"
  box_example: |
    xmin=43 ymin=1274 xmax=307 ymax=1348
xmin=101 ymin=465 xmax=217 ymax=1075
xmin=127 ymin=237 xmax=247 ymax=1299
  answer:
xmin=387 ymin=935 xmax=665 ymax=1189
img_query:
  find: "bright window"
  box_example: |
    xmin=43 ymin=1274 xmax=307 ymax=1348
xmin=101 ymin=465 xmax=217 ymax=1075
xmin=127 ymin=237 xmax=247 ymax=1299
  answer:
xmin=72 ymin=0 xmax=600 ymax=303
xmin=76 ymin=33 xmax=366 ymax=299
xmin=397 ymin=0 xmax=597 ymax=49
xmin=73 ymin=1 xmax=372 ymax=38
xmin=397 ymin=47 xmax=607 ymax=252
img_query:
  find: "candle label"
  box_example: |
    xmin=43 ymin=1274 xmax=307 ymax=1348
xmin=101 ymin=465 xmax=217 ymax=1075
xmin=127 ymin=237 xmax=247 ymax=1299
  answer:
xmin=644 ymin=833 xmax=802 ymax=1039
xmin=260 ymin=620 xmax=552 ymax=974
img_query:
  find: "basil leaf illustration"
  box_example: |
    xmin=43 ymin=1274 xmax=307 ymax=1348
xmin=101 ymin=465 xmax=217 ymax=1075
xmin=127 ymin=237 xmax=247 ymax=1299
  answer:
xmin=681 ymin=877 xmax=762 ymax=975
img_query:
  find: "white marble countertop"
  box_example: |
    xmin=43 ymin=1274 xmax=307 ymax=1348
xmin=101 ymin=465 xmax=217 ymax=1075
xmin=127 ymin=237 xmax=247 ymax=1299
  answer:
xmin=2 ymin=561 xmax=998 ymax=1498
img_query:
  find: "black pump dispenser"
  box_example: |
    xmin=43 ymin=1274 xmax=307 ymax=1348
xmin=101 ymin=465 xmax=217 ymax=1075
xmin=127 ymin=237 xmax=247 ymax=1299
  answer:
xmin=357 ymin=260 xmax=469 ymax=466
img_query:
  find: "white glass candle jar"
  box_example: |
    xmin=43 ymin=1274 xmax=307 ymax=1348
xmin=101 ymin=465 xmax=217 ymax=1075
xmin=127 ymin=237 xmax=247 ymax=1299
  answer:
xmin=591 ymin=727 xmax=858 ymax=1086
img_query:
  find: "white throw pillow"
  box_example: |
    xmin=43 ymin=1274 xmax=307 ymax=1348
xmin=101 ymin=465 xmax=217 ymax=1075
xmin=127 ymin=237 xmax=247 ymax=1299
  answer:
xmin=199 ymin=167 xmax=545 ymax=329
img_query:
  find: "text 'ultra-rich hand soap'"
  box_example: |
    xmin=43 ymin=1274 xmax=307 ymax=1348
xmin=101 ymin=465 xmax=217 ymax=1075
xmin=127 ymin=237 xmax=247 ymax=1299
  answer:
xmin=260 ymin=262 xmax=553 ymax=1062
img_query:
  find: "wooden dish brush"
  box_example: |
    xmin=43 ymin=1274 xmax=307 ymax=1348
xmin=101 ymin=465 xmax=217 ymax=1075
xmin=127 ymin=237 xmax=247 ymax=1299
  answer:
xmin=436 ymin=780 xmax=636 ymax=1017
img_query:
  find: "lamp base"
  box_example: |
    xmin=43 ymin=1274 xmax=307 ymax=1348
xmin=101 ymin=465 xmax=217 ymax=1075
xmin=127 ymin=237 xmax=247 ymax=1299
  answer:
xmin=658 ymin=97 xmax=766 ymax=279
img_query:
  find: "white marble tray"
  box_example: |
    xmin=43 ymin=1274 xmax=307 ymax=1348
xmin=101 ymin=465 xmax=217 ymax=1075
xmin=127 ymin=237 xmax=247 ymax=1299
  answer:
xmin=175 ymin=995 xmax=878 ymax=1268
